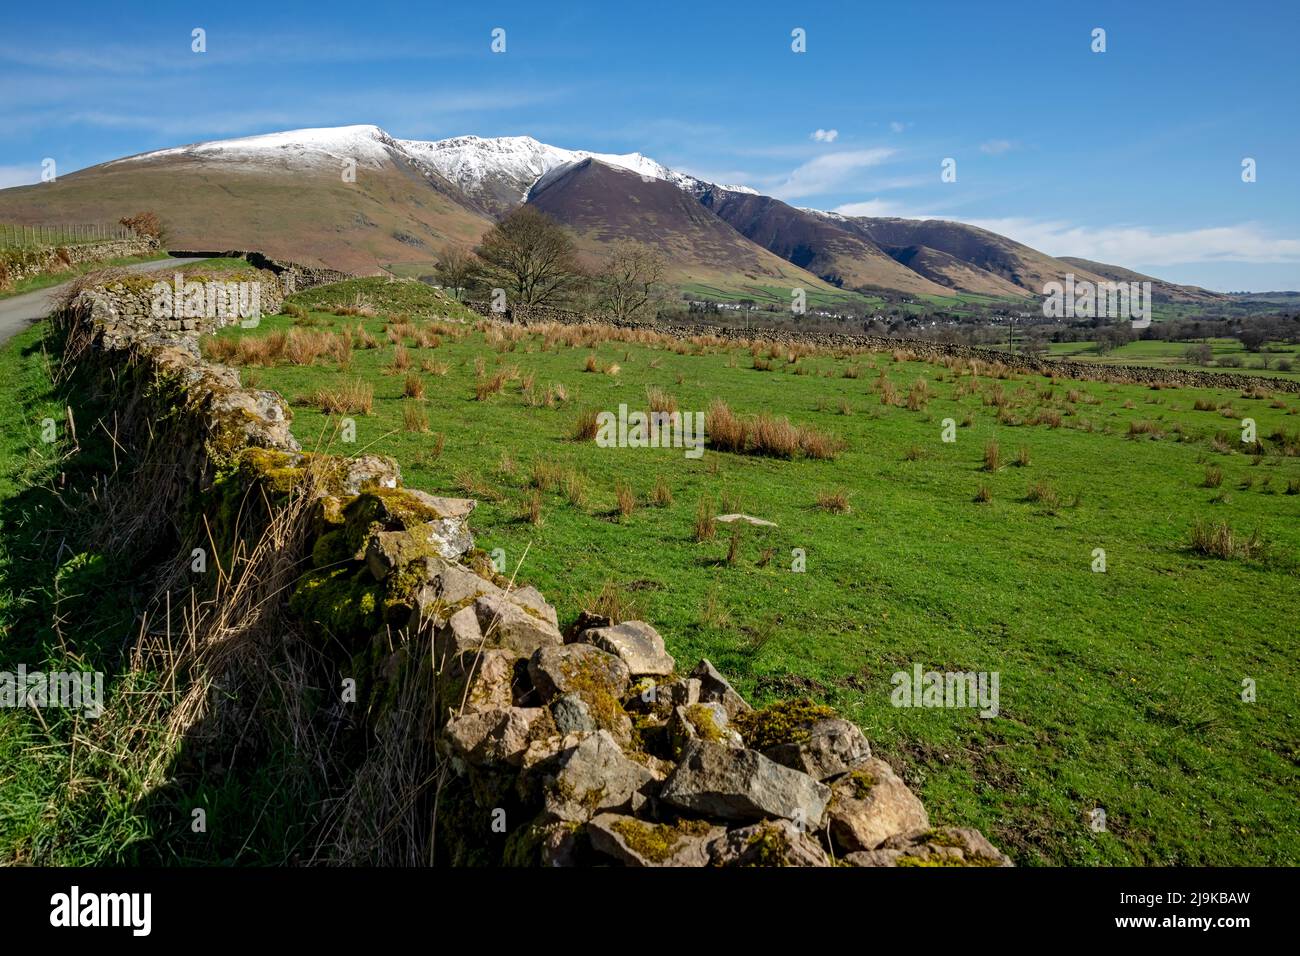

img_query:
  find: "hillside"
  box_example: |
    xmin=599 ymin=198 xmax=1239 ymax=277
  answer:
xmin=834 ymin=216 xmax=1109 ymax=296
xmin=1058 ymin=256 xmax=1226 ymax=304
xmin=0 ymin=126 xmax=491 ymax=274
xmin=526 ymin=159 xmax=843 ymax=297
xmin=697 ymin=189 xmax=955 ymax=297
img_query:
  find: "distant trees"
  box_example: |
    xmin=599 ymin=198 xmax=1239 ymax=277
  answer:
xmin=592 ymin=240 xmax=666 ymax=321
xmin=433 ymin=244 xmax=475 ymax=301
xmin=473 ymin=207 xmax=582 ymax=309
xmin=1184 ymin=343 xmax=1213 ymax=365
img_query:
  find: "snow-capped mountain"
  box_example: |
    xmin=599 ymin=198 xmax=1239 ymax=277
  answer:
xmin=400 ymin=134 xmax=756 ymax=215
xmin=114 ymin=125 xmax=757 ymax=217
xmin=110 ymin=124 xmax=408 ymax=175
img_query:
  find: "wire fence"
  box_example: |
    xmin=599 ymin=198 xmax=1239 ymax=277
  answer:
xmin=0 ymin=222 xmax=137 ymax=248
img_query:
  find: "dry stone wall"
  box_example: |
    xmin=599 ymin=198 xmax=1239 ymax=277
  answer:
xmin=0 ymin=236 xmax=158 ymax=286
xmin=52 ymin=269 xmax=1011 ymax=868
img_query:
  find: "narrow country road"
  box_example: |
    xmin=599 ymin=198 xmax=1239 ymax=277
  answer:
xmin=0 ymin=256 xmax=206 ymax=347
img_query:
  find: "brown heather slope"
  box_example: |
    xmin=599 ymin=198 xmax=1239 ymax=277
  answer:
xmin=885 ymin=244 xmax=1032 ymax=298
xmin=1057 ymin=256 xmax=1226 ymax=304
xmin=0 ymin=130 xmax=490 ymax=275
xmin=696 ymin=189 xmax=956 ymax=297
xmin=526 ymin=159 xmax=845 ymax=296
xmin=837 ymin=217 xmax=1111 ymax=296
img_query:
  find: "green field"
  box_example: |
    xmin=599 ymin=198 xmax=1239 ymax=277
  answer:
xmin=195 ymin=281 xmax=1299 ymax=865
xmin=1047 ymin=338 xmax=1300 ymax=381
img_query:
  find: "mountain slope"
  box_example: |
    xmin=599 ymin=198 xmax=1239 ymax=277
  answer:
xmin=1057 ymin=256 xmax=1225 ymax=304
xmin=829 ymin=216 xmax=1109 ymax=297
xmin=698 ymin=189 xmax=965 ymax=298
xmin=402 ymin=134 xmax=756 ymax=218
xmin=0 ymin=126 xmax=490 ymax=274
xmin=526 ymin=159 xmax=841 ymax=297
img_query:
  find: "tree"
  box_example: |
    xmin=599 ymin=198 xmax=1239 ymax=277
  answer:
xmin=1237 ymin=327 xmax=1267 ymax=352
xmin=119 ymin=211 xmax=165 ymax=245
xmin=593 ymin=239 xmax=666 ymax=321
xmin=433 ymin=244 xmax=475 ymax=301
xmin=473 ymin=207 xmax=582 ymax=310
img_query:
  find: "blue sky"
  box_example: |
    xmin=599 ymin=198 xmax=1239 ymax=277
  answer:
xmin=2 ymin=0 xmax=1297 ymax=290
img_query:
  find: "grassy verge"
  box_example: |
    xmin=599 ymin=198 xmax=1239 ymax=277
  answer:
xmin=0 ymin=251 xmax=169 ymax=301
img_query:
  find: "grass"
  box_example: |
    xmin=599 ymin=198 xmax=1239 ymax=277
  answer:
xmin=4 ymin=272 xmax=1299 ymax=867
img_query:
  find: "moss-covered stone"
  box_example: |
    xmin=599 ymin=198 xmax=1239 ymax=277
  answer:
xmin=288 ymin=565 xmax=382 ymax=640
xmin=732 ymin=697 xmax=836 ymax=751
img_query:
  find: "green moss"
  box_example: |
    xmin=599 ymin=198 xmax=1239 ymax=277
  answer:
xmin=923 ymin=829 xmax=966 ymax=848
xmin=557 ymin=653 xmax=628 ymax=736
xmin=741 ymin=822 xmax=791 ymax=867
xmin=896 ymin=853 xmax=1002 ymax=867
xmin=609 ymin=817 xmax=707 ymax=864
xmin=288 ymin=565 xmax=382 ymax=641
xmin=848 ymin=768 xmax=877 ymax=798
xmin=311 ymin=528 xmax=354 ymax=568
xmin=684 ymin=703 xmax=725 ymax=742
xmin=732 ymin=698 xmax=836 ymax=751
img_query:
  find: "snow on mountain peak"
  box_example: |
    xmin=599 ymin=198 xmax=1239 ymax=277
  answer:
xmin=110 ymin=124 xmax=400 ymax=172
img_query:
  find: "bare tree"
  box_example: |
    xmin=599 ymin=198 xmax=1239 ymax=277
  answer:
xmin=433 ymin=244 xmax=475 ymax=300
xmin=593 ymin=239 xmax=666 ymax=321
xmin=473 ymin=207 xmax=582 ymax=309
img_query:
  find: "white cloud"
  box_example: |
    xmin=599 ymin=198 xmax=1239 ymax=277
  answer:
xmin=810 ymin=128 xmax=838 ymax=143
xmin=964 ymin=217 xmax=1300 ymax=265
xmin=979 ymin=139 xmax=1015 ymax=155
xmin=0 ymin=164 xmax=40 ymax=188
xmin=769 ymin=148 xmax=896 ymax=200
xmin=889 ymin=121 xmax=908 ymax=133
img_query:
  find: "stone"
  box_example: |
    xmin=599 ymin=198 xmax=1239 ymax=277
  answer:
xmin=659 ymin=741 xmax=830 ymax=825
xmin=457 ymin=648 xmax=519 ymax=715
xmin=442 ymin=707 xmax=548 ymax=769
xmin=528 ymin=643 xmax=631 ymax=703
xmin=844 ymin=827 xmax=1013 ymax=867
xmin=826 ymin=758 xmax=929 ymax=853
xmin=690 ymin=658 xmax=752 ymax=718
xmin=541 ymin=730 xmax=657 ymax=823
xmin=587 ymin=813 xmax=722 ymax=867
xmin=669 ymin=702 xmax=743 ymax=757
xmin=579 ymin=620 xmax=675 ymax=676
xmin=433 ymin=605 xmax=484 ymax=663
xmin=364 ymin=520 xmax=473 ymax=579
xmin=340 ymin=455 xmax=400 ymax=494
xmin=396 ymin=488 xmax=476 ymax=520
xmin=507 ymin=585 xmax=559 ymax=627
xmin=764 ymin=718 xmax=871 ymax=780
xmin=551 ymin=693 xmax=597 ymax=735
xmin=473 ymin=593 xmax=564 ymax=658
xmin=412 ymin=556 xmax=502 ymax=624
xmin=706 ymin=820 xmax=830 ymax=867
xmin=714 ymin=513 xmax=777 ymax=527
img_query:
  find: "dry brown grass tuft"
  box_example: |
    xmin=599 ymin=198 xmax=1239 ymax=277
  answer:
xmin=694 ymin=496 xmax=717 ymax=542
xmin=650 ymin=474 xmax=673 ymax=507
xmin=572 ymin=408 xmax=600 ymax=441
xmin=983 ymin=439 xmax=1002 ymax=472
xmin=311 ymin=378 xmax=373 ymax=415
xmin=402 ymin=373 xmax=425 ymax=400
xmin=615 ymin=481 xmax=636 ymax=518
xmin=1189 ymin=518 xmax=1264 ymax=560
xmin=816 ymin=488 xmax=851 ymax=513
xmin=401 ymin=401 xmax=429 ymax=433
